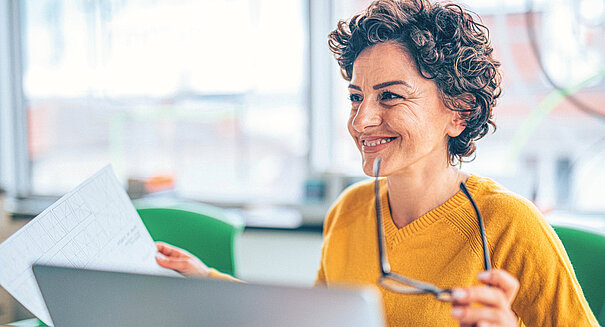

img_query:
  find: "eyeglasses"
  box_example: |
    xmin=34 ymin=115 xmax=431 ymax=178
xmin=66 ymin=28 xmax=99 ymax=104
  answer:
xmin=373 ymin=157 xmax=491 ymax=302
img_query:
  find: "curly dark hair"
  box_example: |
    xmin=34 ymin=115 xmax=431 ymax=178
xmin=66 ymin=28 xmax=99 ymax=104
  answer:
xmin=328 ymin=0 xmax=501 ymax=165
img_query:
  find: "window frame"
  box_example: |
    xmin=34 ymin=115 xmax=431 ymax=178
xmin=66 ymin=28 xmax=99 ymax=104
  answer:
xmin=0 ymin=0 xmax=30 ymax=199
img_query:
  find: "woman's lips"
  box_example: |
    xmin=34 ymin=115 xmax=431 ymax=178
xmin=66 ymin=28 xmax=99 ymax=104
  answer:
xmin=361 ymin=137 xmax=396 ymax=153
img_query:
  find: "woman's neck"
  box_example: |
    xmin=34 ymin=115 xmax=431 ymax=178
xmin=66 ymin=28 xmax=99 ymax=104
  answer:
xmin=386 ymin=161 xmax=468 ymax=229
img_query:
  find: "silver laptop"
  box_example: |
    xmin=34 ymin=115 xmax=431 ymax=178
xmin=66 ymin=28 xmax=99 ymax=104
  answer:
xmin=32 ymin=264 xmax=386 ymax=327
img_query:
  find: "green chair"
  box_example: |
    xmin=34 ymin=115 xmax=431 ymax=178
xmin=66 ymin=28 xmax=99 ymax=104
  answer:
xmin=133 ymin=198 xmax=244 ymax=277
xmin=552 ymin=224 xmax=605 ymax=325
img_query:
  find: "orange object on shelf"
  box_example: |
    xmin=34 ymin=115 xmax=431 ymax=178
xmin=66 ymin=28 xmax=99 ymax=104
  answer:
xmin=144 ymin=175 xmax=175 ymax=193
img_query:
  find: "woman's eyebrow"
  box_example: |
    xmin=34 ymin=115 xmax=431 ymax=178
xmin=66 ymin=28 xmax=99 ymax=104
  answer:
xmin=373 ymin=80 xmax=411 ymax=90
xmin=348 ymin=80 xmax=412 ymax=91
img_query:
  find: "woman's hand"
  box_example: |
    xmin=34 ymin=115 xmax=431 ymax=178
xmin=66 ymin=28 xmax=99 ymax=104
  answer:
xmin=155 ymin=241 xmax=210 ymax=278
xmin=450 ymin=269 xmax=520 ymax=327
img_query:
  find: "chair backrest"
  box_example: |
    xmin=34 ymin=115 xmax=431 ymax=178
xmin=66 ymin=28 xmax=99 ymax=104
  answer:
xmin=552 ymin=225 xmax=605 ymax=325
xmin=133 ymin=199 xmax=244 ymax=277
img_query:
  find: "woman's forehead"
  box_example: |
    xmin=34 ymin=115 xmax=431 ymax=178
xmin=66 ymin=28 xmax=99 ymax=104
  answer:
xmin=351 ymin=42 xmax=419 ymax=85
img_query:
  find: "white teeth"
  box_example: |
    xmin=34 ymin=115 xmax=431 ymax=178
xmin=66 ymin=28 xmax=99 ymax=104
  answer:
xmin=363 ymin=137 xmax=394 ymax=147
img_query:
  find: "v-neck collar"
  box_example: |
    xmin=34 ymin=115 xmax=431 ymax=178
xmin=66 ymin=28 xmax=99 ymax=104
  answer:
xmin=379 ymin=175 xmax=482 ymax=247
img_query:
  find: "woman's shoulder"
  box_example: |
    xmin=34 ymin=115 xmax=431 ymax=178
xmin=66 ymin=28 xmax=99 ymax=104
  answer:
xmin=467 ymin=174 xmax=555 ymax=237
xmin=322 ymin=178 xmax=375 ymax=233
xmin=335 ymin=178 xmax=375 ymax=205
xmin=469 ymin=175 xmax=541 ymax=219
xmin=469 ymin=176 xmax=597 ymax=325
xmin=469 ymin=174 xmax=558 ymax=245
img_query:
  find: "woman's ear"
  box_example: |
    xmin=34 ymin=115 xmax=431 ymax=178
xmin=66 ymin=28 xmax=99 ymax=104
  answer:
xmin=446 ymin=111 xmax=467 ymax=137
xmin=445 ymin=93 xmax=474 ymax=138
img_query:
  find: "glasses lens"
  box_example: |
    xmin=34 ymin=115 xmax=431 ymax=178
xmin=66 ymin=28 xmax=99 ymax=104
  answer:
xmin=435 ymin=290 xmax=453 ymax=302
xmin=379 ymin=276 xmax=454 ymax=302
xmin=379 ymin=276 xmax=425 ymax=294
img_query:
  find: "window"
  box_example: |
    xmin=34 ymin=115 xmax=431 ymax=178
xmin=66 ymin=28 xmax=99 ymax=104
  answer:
xmin=22 ymin=0 xmax=307 ymax=204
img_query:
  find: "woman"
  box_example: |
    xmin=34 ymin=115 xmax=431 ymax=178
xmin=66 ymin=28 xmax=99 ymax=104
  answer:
xmin=156 ymin=0 xmax=599 ymax=325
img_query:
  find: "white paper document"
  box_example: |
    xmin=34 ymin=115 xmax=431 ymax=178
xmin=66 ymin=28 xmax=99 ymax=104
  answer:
xmin=0 ymin=165 xmax=180 ymax=326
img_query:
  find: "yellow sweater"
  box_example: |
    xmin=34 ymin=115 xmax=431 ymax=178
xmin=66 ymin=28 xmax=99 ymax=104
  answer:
xmin=315 ymin=175 xmax=599 ymax=326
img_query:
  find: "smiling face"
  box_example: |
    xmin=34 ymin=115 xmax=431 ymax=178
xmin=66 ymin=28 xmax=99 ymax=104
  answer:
xmin=347 ymin=41 xmax=465 ymax=177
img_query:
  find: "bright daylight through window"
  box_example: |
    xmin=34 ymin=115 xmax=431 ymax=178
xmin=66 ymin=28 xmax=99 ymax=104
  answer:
xmin=23 ymin=0 xmax=307 ymax=204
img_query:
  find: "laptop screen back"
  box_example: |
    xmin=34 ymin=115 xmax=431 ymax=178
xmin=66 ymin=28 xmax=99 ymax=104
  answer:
xmin=32 ymin=264 xmax=386 ymax=327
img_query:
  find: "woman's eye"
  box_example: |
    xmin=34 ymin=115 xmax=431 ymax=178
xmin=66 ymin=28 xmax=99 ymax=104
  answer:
xmin=349 ymin=94 xmax=363 ymax=103
xmin=380 ymin=91 xmax=403 ymax=101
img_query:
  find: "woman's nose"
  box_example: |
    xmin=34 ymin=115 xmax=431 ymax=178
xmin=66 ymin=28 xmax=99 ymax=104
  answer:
xmin=351 ymin=100 xmax=382 ymax=132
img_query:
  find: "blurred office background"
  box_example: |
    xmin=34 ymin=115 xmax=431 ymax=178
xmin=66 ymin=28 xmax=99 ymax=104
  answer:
xmin=0 ymin=0 xmax=604 ymax=321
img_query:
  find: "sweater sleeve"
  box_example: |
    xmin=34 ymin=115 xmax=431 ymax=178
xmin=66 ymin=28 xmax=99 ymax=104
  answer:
xmin=314 ymin=264 xmax=327 ymax=287
xmin=313 ymin=197 xmax=343 ymax=287
xmin=489 ymin=197 xmax=599 ymax=326
xmin=313 ymin=215 xmax=331 ymax=287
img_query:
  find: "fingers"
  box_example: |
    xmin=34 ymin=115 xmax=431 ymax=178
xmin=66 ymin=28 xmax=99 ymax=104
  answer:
xmin=452 ymin=269 xmax=520 ymax=308
xmin=451 ymin=286 xmax=508 ymax=309
xmin=154 ymin=243 xmax=211 ymax=278
xmin=452 ymin=304 xmax=517 ymax=326
xmin=155 ymin=241 xmax=190 ymax=258
xmin=451 ymin=305 xmax=506 ymax=325
xmin=477 ymin=269 xmax=520 ymax=303
xmin=451 ymin=269 xmax=520 ymax=327
xmin=155 ymin=252 xmax=192 ymax=272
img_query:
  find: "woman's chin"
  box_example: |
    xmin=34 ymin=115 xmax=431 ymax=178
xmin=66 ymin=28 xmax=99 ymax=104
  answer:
xmin=362 ymin=159 xmax=379 ymax=177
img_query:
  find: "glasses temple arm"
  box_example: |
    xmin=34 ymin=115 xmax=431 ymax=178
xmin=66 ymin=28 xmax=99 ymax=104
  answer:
xmin=460 ymin=182 xmax=491 ymax=271
xmin=374 ymin=158 xmax=391 ymax=274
